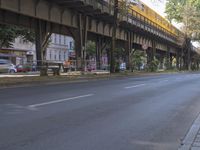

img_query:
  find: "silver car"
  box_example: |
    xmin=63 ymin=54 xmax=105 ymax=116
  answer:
xmin=0 ymin=59 xmax=17 ymax=73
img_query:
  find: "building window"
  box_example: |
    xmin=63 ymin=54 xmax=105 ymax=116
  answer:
xmin=64 ymin=51 xmax=66 ymax=60
xmin=141 ymin=4 xmax=145 ymax=11
xmin=70 ymin=41 xmax=73 ymax=50
xmin=59 ymin=35 xmax=61 ymax=44
xmin=54 ymin=34 xmax=56 ymax=44
xmin=64 ymin=37 xmax=66 ymax=45
xmin=54 ymin=51 xmax=57 ymax=60
xmin=59 ymin=51 xmax=61 ymax=61
xmin=49 ymin=50 xmax=52 ymax=60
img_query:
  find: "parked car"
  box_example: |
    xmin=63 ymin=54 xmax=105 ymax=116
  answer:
xmin=16 ymin=64 xmax=32 ymax=72
xmin=0 ymin=59 xmax=17 ymax=73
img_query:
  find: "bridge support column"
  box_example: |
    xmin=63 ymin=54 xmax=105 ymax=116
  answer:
xmin=180 ymin=48 xmax=184 ymax=70
xmin=166 ymin=46 xmax=171 ymax=70
xmin=95 ymin=37 xmax=110 ymax=70
xmin=176 ymin=51 xmax=180 ymax=70
xmin=125 ymin=32 xmax=133 ymax=70
xmin=75 ymin=14 xmax=88 ymax=71
xmin=151 ymin=41 xmax=156 ymax=62
xmin=197 ymin=61 xmax=200 ymax=70
xmin=96 ymin=37 xmax=102 ymax=70
xmin=158 ymin=54 xmax=165 ymax=69
xmin=170 ymin=54 xmax=173 ymax=68
xmin=147 ymin=40 xmax=156 ymax=64
xmin=35 ymin=20 xmax=51 ymax=76
xmin=187 ymin=47 xmax=191 ymax=71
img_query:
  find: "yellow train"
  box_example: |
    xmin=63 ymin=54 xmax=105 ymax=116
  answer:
xmin=125 ymin=0 xmax=180 ymax=37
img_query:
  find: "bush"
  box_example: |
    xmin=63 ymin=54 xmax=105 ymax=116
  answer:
xmin=146 ymin=59 xmax=159 ymax=72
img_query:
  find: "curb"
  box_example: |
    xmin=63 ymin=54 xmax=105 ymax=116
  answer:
xmin=179 ymin=113 xmax=200 ymax=150
xmin=0 ymin=71 xmax=198 ymax=89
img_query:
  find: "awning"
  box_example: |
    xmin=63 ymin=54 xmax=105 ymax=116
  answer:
xmin=0 ymin=53 xmax=25 ymax=58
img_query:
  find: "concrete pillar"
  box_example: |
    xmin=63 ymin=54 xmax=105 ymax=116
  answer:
xmin=197 ymin=61 xmax=200 ymax=70
xmin=170 ymin=54 xmax=173 ymax=68
xmin=158 ymin=54 xmax=165 ymax=69
xmin=166 ymin=46 xmax=170 ymax=69
xmin=187 ymin=47 xmax=191 ymax=71
xmin=152 ymin=40 xmax=156 ymax=61
xmin=176 ymin=51 xmax=180 ymax=70
xmin=96 ymin=38 xmax=100 ymax=70
xmin=146 ymin=48 xmax=151 ymax=65
xmin=74 ymin=37 xmax=82 ymax=70
xmin=180 ymin=48 xmax=184 ymax=70
xmin=35 ymin=20 xmax=43 ymax=68
xmin=35 ymin=20 xmax=50 ymax=76
xmin=96 ymin=37 xmax=102 ymax=70
xmin=75 ymin=14 xmax=88 ymax=71
xmin=125 ymin=31 xmax=132 ymax=70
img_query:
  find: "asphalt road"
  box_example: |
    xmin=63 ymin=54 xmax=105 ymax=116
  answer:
xmin=1 ymin=73 xmax=200 ymax=150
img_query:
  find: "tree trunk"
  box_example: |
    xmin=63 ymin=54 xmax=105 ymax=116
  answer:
xmin=110 ymin=0 xmax=118 ymax=73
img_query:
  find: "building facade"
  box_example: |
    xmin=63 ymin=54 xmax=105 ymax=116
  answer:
xmin=46 ymin=33 xmax=74 ymax=62
xmin=0 ymin=34 xmax=75 ymax=65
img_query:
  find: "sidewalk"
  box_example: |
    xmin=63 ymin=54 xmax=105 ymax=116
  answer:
xmin=0 ymin=70 xmax=194 ymax=89
xmin=0 ymin=71 xmax=180 ymax=88
xmin=179 ymin=113 xmax=200 ymax=150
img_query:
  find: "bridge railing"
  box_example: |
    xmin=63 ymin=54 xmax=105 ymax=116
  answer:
xmin=119 ymin=9 xmax=178 ymax=44
xmin=75 ymin=0 xmax=179 ymax=44
xmin=78 ymin=0 xmax=114 ymax=15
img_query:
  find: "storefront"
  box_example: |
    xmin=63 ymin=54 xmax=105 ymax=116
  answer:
xmin=0 ymin=48 xmax=29 ymax=64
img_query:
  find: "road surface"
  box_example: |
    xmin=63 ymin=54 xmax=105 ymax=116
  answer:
xmin=1 ymin=73 xmax=200 ymax=150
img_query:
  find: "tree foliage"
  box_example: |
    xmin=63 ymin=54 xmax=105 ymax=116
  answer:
xmin=130 ymin=50 xmax=145 ymax=71
xmin=0 ymin=25 xmax=17 ymax=48
xmin=110 ymin=0 xmax=135 ymax=72
xmin=0 ymin=25 xmax=35 ymax=49
xmin=86 ymin=41 xmax=96 ymax=58
xmin=165 ymin=0 xmax=200 ymax=40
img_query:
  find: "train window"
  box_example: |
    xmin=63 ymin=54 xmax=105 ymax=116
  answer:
xmin=141 ymin=4 xmax=145 ymax=11
xmin=139 ymin=3 xmax=145 ymax=11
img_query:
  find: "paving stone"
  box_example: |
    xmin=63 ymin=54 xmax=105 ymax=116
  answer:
xmin=191 ymin=147 xmax=200 ymax=150
xmin=195 ymin=137 xmax=200 ymax=142
xmin=192 ymin=142 xmax=200 ymax=147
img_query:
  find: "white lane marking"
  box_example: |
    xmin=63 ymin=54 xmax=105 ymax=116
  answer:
xmin=28 ymin=94 xmax=94 ymax=108
xmin=161 ymin=79 xmax=169 ymax=82
xmin=157 ymin=80 xmax=169 ymax=83
xmin=124 ymin=84 xmax=146 ymax=89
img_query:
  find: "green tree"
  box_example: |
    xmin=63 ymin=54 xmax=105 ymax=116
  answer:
xmin=110 ymin=0 xmax=133 ymax=73
xmin=165 ymin=0 xmax=200 ymax=70
xmin=15 ymin=27 xmax=35 ymax=43
xmin=86 ymin=41 xmax=96 ymax=58
xmin=0 ymin=25 xmax=17 ymax=48
xmin=0 ymin=25 xmax=35 ymax=49
xmin=130 ymin=50 xmax=145 ymax=71
xmin=165 ymin=0 xmax=200 ymax=39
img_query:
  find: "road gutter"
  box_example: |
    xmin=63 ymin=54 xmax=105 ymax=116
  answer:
xmin=179 ymin=112 xmax=200 ymax=150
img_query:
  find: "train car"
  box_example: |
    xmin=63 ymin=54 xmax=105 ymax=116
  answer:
xmin=126 ymin=0 xmax=179 ymax=37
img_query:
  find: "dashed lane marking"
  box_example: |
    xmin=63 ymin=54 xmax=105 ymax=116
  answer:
xmin=124 ymin=84 xmax=146 ymax=89
xmin=28 ymin=94 xmax=94 ymax=108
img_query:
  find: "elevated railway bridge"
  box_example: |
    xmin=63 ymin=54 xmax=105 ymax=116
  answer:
xmin=0 ymin=0 xmax=197 ymax=70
